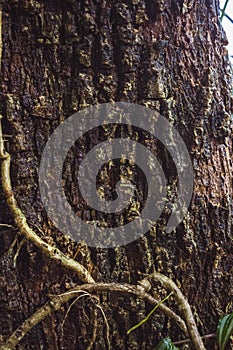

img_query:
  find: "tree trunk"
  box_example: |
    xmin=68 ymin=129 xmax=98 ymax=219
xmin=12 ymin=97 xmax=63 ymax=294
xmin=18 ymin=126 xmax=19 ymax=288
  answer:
xmin=0 ymin=0 xmax=232 ymax=349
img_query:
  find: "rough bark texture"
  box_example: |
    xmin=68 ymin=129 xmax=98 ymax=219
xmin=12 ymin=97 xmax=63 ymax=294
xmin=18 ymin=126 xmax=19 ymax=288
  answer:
xmin=0 ymin=0 xmax=232 ymax=349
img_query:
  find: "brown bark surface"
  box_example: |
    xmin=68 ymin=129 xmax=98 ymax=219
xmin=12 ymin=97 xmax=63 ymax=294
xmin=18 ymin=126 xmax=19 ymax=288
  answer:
xmin=0 ymin=0 xmax=232 ymax=349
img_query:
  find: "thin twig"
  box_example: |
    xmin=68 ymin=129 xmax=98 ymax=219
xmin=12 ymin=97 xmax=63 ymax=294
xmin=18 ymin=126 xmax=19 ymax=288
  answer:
xmin=13 ymin=238 xmax=26 ymax=268
xmin=1 ymin=282 xmax=187 ymax=349
xmin=60 ymin=292 xmax=104 ymax=350
xmin=173 ymin=333 xmax=216 ymax=346
xmin=142 ymin=272 xmax=206 ymax=350
xmin=0 ymin=223 xmax=15 ymax=229
xmin=60 ymin=293 xmax=90 ymax=332
xmin=5 ymin=233 xmax=19 ymax=256
xmin=95 ymin=303 xmax=111 ymax=350
xmin=0 ymin=115 xmax=95 ymax=284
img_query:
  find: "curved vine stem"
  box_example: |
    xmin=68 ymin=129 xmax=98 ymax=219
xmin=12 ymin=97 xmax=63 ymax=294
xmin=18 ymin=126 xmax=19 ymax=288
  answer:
xmin=141 ymin=272 xmax=207 ymax=350
xmin=0 ymin=282 xmax=188 ymax=349
xmin=0 ymin=9 xmax=93 ymax=283
xmin=0 ymin=115 xmax=95 ymax=284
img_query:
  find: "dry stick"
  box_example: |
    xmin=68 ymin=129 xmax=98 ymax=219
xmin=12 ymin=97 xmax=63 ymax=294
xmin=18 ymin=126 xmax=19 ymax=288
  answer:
xmin=0 ymin=116 xmax=94 ymax=284
xmin=1 ymin=282 xmax=188 ymax=350
xmin=142 ymin=272 xmax=207 ymax=350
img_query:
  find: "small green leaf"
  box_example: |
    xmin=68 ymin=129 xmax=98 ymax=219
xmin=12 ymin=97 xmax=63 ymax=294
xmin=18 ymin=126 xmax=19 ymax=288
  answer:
xmin=217 ymin=312 xmax=233 ymax=350
xmin=153 ymin=337 xmax=180 ymax=350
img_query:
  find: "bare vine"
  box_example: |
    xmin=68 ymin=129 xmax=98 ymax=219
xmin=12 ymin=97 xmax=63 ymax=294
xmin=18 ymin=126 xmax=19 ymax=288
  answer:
xmin=141 ymin=273 xmax=207 ymax=350
xmin=0 ymin=115 xmax=94 ymax=284
xmin=0 ymin=276 xmax=212 ymax=350
xmin=0 ymin=282 xmax=187 ymax=350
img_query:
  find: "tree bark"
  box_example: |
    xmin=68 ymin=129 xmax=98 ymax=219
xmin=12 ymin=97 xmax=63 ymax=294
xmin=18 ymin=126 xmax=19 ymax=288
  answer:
xmin=0 ymin=0 xmax=232 ymax=349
